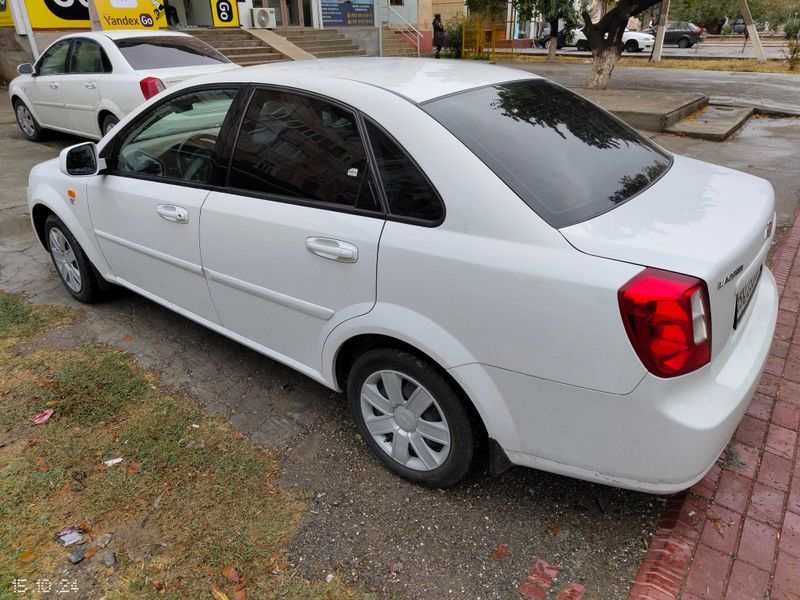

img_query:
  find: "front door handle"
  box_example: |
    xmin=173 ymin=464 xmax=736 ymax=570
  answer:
xmin=49 ymin=82 xmax=59 ymax=89
xmin=305 ymin=237 xmax=358 ymax=263
xmin=84 ymin=81 xmax=97 ymax=89
xmin=157 ymin=204 xmax=189 ymax=224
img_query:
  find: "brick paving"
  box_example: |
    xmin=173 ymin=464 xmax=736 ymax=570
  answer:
xmin=629 ymin=216 xmax=800 ymax=600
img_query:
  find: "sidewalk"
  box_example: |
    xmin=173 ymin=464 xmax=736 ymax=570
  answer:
xmin=629 ymin=215 xmax=800 ymax=599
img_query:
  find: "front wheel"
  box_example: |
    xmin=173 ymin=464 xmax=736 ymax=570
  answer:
xmin=45 ymin=215 xmax=106 ymax=303
xmin=14 ymin=100 xmax=46 ymax=142
xmin=625 ymin=40 xmax=639 ymax=52
xmin=348 ymin=348 xmax=475 ymax=487
xmin=101 ymin=114 xmax=120 ymax=136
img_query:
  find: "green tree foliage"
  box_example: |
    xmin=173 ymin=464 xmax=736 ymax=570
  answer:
xmin=465 ymin=0 xmax=507 ymax=18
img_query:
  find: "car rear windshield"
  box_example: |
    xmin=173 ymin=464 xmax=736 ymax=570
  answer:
xmin=422 ymin=79 xmax=672 ymax=228
xmin=114 ymin=36 xmax=230 ymax=70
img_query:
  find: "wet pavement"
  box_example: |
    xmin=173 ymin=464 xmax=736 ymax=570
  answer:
xmin=2 ymin=74 xmax=800 ymax=597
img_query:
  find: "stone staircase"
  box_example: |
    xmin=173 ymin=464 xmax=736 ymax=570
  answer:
xmin=274 ymin=29 xmax=366 ymax=58
xmin=186 ymin=28 xmax=287 ymax=66
xmin=381 ymin=27 xmax=419 ymax=57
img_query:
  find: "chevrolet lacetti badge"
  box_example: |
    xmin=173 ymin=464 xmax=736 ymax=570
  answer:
xmin=717 ymin=265 xmax=743 ymax=289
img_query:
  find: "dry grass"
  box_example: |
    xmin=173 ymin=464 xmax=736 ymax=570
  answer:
xmin=0 ymin=291 xmax=375 ymax=600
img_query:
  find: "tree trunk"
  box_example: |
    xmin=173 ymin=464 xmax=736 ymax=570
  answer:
xmin=585 ymin=44 xmax=621 ymax=89
xmin=547 ymin=37 xmax=558 ymax=62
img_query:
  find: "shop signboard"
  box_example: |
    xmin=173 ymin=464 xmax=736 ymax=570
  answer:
xmin=321 ymin=0 xmax=373 ymax=27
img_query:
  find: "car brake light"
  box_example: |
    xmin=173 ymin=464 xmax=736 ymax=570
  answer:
xmin=139 ymin=77 xmax=165 ymax=100
xmin=619 ymin=267 xmax=711 ymax=378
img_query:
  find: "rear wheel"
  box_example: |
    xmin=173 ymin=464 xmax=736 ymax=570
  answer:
xmin=101 ymin=114 xmax=119 ymax=136
xmin=14 ymin=100 xmax=46 ymax=142
xmin=678 ymin=37 xmax=691 ymax=48
xmin=625 ymin=40 xmax=639 ymax=52
xmin=347 ymin=348 xmax=475 ymax=487
xmin=44 ymin=215 xmax=106 ymax=303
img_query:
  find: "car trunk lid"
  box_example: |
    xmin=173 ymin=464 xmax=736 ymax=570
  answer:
xmin=135 ymin=63 xmax=241 ymax=89
xmin=560 ymin=155 xmax=775 ymax=359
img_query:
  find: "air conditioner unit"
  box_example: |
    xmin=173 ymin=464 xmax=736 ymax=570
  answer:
xmin=252 ymin=8 xmax=276 ymax=29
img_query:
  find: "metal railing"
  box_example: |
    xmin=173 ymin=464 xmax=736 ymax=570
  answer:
xmin=381 ymin=4 xmax=421 ymax=57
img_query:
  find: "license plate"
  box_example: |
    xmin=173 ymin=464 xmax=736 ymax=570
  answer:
xmin=734 ymin=266 xmax=762 ymax=329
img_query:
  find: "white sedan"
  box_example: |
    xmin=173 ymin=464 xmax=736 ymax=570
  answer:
xmin=573 ymin=28 xmax=655 ymax=52
xmin=10 ymin=30 xmax=240 ymax=142
xmin=28 ymin=59 xmax=777 ymax=493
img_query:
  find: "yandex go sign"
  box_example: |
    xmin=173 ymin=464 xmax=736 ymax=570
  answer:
xmin=211 ymin=0 xmax=239 ymax=27
xmin=94 ymin=0 xmax=167 ymax=30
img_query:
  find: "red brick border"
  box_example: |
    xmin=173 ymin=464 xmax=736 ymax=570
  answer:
xmin=629 ymin=212 xmax=800 ymax=600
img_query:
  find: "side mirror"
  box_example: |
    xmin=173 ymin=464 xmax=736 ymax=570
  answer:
xmin=17 ymin=63 xmax=34 ymax=75
xmin=59 ymin=142 xmax=107 ymax=177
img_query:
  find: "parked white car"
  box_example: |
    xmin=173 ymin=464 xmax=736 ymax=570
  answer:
xmin=573 ymin=28 xmax=655 ymax=52
xmin=9 ymin=30 xmax=240 ymax=142
xmin=28 ymin=59 xmax=778 ymax=493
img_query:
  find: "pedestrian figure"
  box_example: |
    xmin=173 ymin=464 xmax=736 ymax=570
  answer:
xmin=433 ymin=14 xmax=445 ymax=59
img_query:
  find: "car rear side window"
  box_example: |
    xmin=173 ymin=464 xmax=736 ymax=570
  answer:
xmin=422 ymin=79 xmax=671 ymax=228
xmin=365 ymin=120 xmax=443 ymax=223
xmin=114 ymin=36 xmax=229 ymax=70
xmin=227 ymin=88 xmax=379 ymax=212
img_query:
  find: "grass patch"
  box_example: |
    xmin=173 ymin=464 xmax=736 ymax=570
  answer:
xmin=0 ymin=291 xmax=374 ymax=599
xmin=493 ymin=53 xmax=800 ymax=74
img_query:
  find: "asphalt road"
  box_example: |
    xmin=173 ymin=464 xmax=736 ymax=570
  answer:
xmin=503 ymin=61 xmax=800 ymax=116
xmin=502 ymin=40 xmax=787 ymax=60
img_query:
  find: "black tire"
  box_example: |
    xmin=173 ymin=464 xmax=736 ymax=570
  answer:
xmin=576 ymin=40 xmax=590 ymax=51
xmin=347 ymin=348 xmax=475 ymax=487
xmin=44 ymin=215 xmax=106 ymax=303
xmin=101 ymin=114 xmax=119 ymax=136
xmin=625 ymin=40 xmax=639 ymax=52
xmin=678 ymin=37 xmax=691 ymax=48
xmin=13 ymin=99 xmax=46 ymax=142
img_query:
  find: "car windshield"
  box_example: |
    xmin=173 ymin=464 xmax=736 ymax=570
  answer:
xmin=114 ymin=36 xmax=230 ymax=70
xmin=422 ymin=79 xmax=672 ymax=228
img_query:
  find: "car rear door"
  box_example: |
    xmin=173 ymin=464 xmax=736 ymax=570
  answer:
xmin=29 ymin=39 xmax=72 ymax=128
xmin=200 ymin=87 xmax=384 ymax=372
xmin=62 ymin=38 xmax=108 ymax=137
xmin=87 ymin=85 xmax=242 ymax=323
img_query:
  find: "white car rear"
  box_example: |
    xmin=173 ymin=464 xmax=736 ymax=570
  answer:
xmin=26 ymin=59 xmax=777 ymax=493
xmin=9 ymin=30 xmax=240 ymax=141
xmin=574 ymin=28 xmax=655 ymax=52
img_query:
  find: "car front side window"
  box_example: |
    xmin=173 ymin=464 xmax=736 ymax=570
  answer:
xmin=37 ymin=40 xmax=72 ymax=76
xmin=227 ymin=88 xmax=380 ymax=213
xmin=112 ymin=88 xmax=238 ymax=184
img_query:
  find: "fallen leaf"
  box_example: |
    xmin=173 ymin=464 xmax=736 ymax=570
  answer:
xmin=222 ymin=565 xmax=240 ymax=584
xmin=706 ymin=510 xmax=727 ymax=537
xmin=211 ymin=585 xmax=230 ymax=600
xmin=202 ymin=566 xmax=215 ymax=577
xmin=122 ymin=334 xmax=133 ymax=343
xmin=84 ymin=547 xmax=97 ymax=559
xmin=492 ymin=543 xmax=508 ymax=561
xmin=30 ymin=409 xmax=54 ymax=425
xmin=36 ymin=456 xmax=50 ymax=472
xmin=153 ymin=581 xmax=166 ymax=592
xmin=234 ymin=587 xmax=247 ymax=600
xmin=233 ymin=432 xmax=245 ymax=441
xmin=128 ymin=461 xmax=141 ymax=475
xmin=549 ymin=525 xmax=562 ymax=534
xmin=18 ymin=551 xmax=36 ymax=563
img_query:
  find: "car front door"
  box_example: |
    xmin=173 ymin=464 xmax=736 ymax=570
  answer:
xmin=200 ymin=87 xmax=385 ymax=372
xmin=29 ymin=39 xmax=72 ymax=128
xmin=87 ymin=86 xmax=242 ymax=323
xmin=62 ymin=38 xmax=108 ymax=137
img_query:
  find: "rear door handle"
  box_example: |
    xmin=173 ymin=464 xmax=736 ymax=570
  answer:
xmin=305 ymin=237 xmax=358 ymax=263
xmin=49 ymin=82 xmax=59 ymax=89
xmin=157 ymin=204 xmax=189 ymax=224
xmin=84 ymin=82 xmax=97 ymax=89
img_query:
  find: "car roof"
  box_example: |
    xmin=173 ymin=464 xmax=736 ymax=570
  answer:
xmin=228 ymin=58 xmax=538 ymax=104
xmin=55 ymin=30 xmax=190 ymax=42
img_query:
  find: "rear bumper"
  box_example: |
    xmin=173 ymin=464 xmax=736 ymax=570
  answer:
xmin=453 ymin=268 xmax=778 ymax=494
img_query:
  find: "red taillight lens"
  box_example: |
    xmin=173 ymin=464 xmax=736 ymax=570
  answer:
xmin=139 ymin=77 xmax=165 ymax=100
xmin=619 ymin=268 xmax=711 ymax=378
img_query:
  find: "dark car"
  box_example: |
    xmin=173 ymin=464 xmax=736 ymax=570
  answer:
xmin=731 ymin=19 xmax=769 ymax=34
xmin=643 ymin=21 xmax=705 ymax=48
xmin=534 ymin=23 xmax=568 ymax=49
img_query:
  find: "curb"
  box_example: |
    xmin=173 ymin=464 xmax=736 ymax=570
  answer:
xmin=628 ymin=209 xmax=800 ymax=600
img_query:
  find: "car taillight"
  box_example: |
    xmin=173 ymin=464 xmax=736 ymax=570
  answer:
xmin=139 ymin=77 xmax=165 ymax=100
xmin=619 ymin=267 xmax=711 ymax=378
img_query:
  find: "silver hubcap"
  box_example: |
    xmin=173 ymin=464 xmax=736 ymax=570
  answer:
xmin=104 ymin=120 xmax=117 ymax=134
xmin=16 ymin=104 xmax=36 ymax=138
xmin=360 ymin=370 xmax=451 ymax=472
xmin=49 ymin=227 xmax=82 ymax=293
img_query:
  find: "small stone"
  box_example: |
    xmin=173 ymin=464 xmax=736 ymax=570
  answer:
xmin=389 ymin=561 xmax=403 ymax=574
xmin=325 ymin=574 xmax=334 ymax=583
xmin=68 ymin=548 xmax=86 ymax=564
xmin=95 ymin=533 xmax=112 ymax=549
xmin=99 ymin=551 xmax=117 ymax=567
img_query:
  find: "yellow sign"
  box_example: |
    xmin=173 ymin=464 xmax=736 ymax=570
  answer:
xmin=0 ymin=0 xmax=14 ymax=27
xmin=94 ymin=0 xmax=167 ymax=30
xmin=210 ymin=0 xmax=238 ymax=27
xmin=26 ymin=0 xmax=91 ymax=29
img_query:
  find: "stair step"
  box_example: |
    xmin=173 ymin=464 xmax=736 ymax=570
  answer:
xmin=311 ymin=49 xmax=366 ymax=58
xmin=296 ymin=42 xmax=357 ymax=51
xmin=234 ymin=56 xmax=286 ymax=65
xmin=209 ymin=39 xmax=263 ymax=48
xmin=664 ymin=104 xmax=753 ymax=141
xmin=222 ymin=46 xmax=280 ymax=56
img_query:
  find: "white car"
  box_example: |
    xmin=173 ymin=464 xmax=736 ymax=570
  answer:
xmin=10 ymin=30 xmax=240 ymax=142
xmin=573 ymin=28 xmax=655 ymax=52
xmin=27 ymin=59 xmax=777 ymax=493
